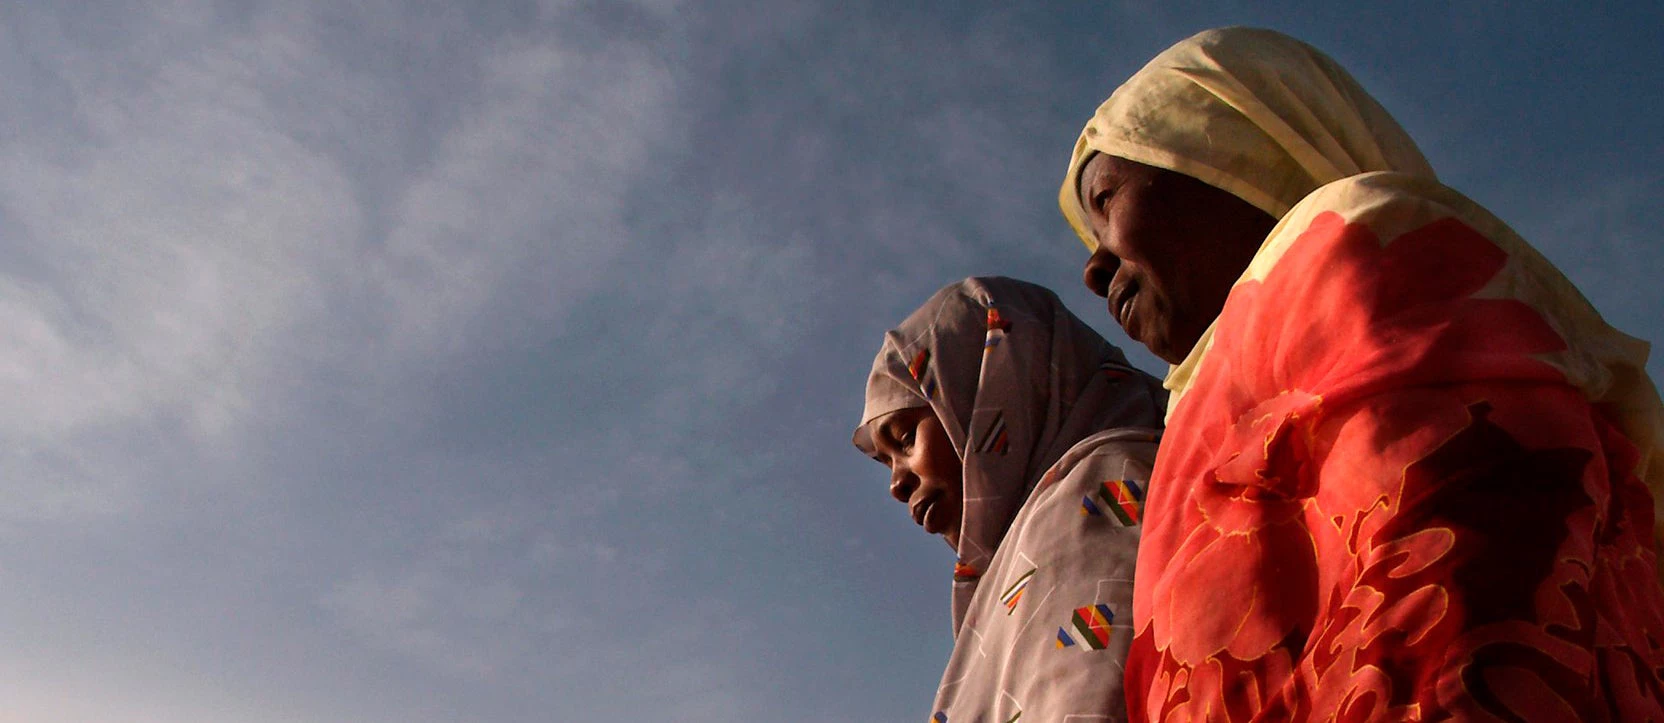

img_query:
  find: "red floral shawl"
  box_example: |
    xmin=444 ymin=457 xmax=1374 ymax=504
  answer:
xmin=1128 ymin=173 xmax=1664 ymax=721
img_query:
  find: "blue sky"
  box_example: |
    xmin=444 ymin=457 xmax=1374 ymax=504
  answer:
xmin=0 ymin=1 xmax=1658 ymax=721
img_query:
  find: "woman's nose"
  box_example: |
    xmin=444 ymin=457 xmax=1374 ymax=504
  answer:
xmin=1082 ymin=247 xmax=1117 ymax=298
xmin=889 ymin=465 xmax=917 ymax=503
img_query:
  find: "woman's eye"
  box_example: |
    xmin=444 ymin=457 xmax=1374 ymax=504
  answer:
xmin=881 ymin=425 xmax=909 ymax=451
xmin=1094 ymin=189 xmax=1114 ymax=210
xmin=883 ymin=424 xmax=914 ymax=451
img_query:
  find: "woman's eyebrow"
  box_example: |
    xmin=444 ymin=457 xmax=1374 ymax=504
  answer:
xmin=874 ymin=421 xmax=897 ymax=447
xmin=870 ymin=433 xmax=892 ymax=464
xmin=885 ymin=416 xmax=915 ymax=442
xmin=868 ymin=423 xmax=896 ymax=454
xmin=1078 ymin=171 xmax=1101 ymax=208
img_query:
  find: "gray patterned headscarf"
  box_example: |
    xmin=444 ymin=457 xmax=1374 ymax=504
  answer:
xmin=854 ymin=277 xmax=1167 ymax=631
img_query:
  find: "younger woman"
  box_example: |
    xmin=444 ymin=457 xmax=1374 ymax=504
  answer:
xmin=854 ymin=276 xmax=1166 ymax=722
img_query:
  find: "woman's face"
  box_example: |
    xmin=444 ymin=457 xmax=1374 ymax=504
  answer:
xmin=1076 ymin=154 xmax=1276 ymax=364
xmin=869 ymin=406 xmax=964 ymax=547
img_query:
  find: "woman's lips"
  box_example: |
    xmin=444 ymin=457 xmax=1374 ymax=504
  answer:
xmin=1111 ymin=287 xmax=1140 ymax=340
xmin=921 ymin=498 xmax=948 ymax=535
xmin=910 ymin=495 xmax=933 ymax=527
xmin=911 ymin=493 xmax=949 ymax=535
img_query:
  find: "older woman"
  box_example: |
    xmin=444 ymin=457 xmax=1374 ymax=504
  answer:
xmin=854 ymin=277 xmax=1166 ymax=722
xmin=1058 ymin=27 xmax=1664 ymax=721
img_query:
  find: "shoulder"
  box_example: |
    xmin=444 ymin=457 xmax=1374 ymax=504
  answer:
xmin=1011 ymin=427 xmax=1158 ymax=535
xmin=1293 ymin=171 xmax=1470 ymax=225
xmin=1039 ymin=427 xmax=1161 ymax=494
xmin=1179 ymin=168 xmax=1602 ymax=425
xmin=1249 ymin=172 xmax=1547 ymax=282
xmin=1238 ymin=172 xmax=1487 ymax=284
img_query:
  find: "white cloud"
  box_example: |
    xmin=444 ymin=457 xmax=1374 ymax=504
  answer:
xmin=0 ymin=6 xmax=374 ymax=521
xmin=369 ymin=31 xmax=674 ymax=357
xmin=0 ymin=16 xmax=359 ymax=442
xmin=0 ymin=0 xmax=680 ymax=520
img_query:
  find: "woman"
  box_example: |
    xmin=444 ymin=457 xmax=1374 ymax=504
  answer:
xmin=1057 ymin=27 xmax=1664 ymax=720
xmin=854 ymin=276 xmax=1166 ymax=722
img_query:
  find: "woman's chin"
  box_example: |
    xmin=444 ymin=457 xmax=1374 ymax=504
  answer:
xmin=1147 ymin=330 xmax=1191 ymax=366
xmin=922 ymin=505 xmax=959 ymax=547
xmin=923 ymin=501 xmax=957 ymax=537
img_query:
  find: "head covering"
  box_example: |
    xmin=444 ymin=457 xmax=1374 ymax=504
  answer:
xmin=1058 ymin=26 xmax=1435 ymax=251
xmin=854 ymin=276 xmax=1166 ymax=630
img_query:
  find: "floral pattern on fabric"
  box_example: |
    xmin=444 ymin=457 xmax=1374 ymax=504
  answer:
xmin=1129 ymin=207 xmax=1664 ymax=721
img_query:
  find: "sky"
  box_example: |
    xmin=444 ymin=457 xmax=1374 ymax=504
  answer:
xmin=0 ymin=1 xmax=1659 ymax=721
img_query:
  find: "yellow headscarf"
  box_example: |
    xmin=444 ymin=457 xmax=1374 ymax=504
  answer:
xmin=1058 ymin=26 xmax=1434 ymax=246
xmin=1059 ymin=26 xmax=1664 ymax=578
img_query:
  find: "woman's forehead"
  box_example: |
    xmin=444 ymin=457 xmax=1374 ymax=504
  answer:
xmin=1080 ymin=153 xmax=1144 ymax=192
xmin=876 ymin=406 xmax=933 ymax=430
xmin=1077 ymin=152 xmax=1108 ymax=195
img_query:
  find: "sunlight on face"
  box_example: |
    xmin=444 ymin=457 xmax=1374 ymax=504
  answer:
xmin=867 ymin=407 xmax=964 ymax=547
xmin=1076 ymin=153 xmax=1276 ymax=363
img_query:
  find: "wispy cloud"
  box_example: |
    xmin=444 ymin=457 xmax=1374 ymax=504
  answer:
xmin=0 ymin=3 xmax=368 ymax=520
xmin=0 ymin=0 xmax=681 ymax=519
xmin=0 ymin=2 xmax=1658 ymax=721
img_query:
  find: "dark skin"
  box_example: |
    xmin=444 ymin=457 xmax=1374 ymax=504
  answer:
xmin=868 ymin=406 xmax=965 ymax=548
xmin=1077 ymin=154 xmax=1278 ymax=364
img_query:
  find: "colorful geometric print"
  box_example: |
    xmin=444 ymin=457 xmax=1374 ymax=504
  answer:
xmin=999 ymin=568 xmax=1035 ymax=614
xmin=1055 ymin=626 xmax=1076 ymax=648
xmin=1079 ymin=493 xmax=1102 ymax=517
xmin=1092 ymin=479 xmax=1143 ymax=525
xmin=1106 ymin=480 xmax=1143 ymax=524
xmin=984 ymin=307 xmax=1013 ymax=351
xmin=953 ymin=561 xmax=981 ymax=584
xmin=977 ymin=413 xmax=1010 ymax=455
xmin=908 ymin=348 xmax=938 ymax=398
xmin=1055 ymin=603 xmax=1115 ymax=650
xmin=984 ymin=308 xmax=1012 ymax=352
xmin=986 ymin=307 xmax=1012 ymax=332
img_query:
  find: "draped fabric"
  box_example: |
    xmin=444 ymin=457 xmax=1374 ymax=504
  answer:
xmin=932 ymin=428 xmax=1158 ymax=723
xmin=854 ymin=277 xmax=1166 ymax=631
xmin=1058 ymin=26 xmax=1435 ymax=236
xmin=1058 ymin=27 xmax=1664 ymax=721
xmin=1130 ymin=174 xmax=1664 ymax=721
xmin=854 ymin=277 xmax=1166 ymax=720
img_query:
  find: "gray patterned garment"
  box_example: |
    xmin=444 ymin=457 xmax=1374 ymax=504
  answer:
xmin=853 ymin=277 xmax=1165 ymax=722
